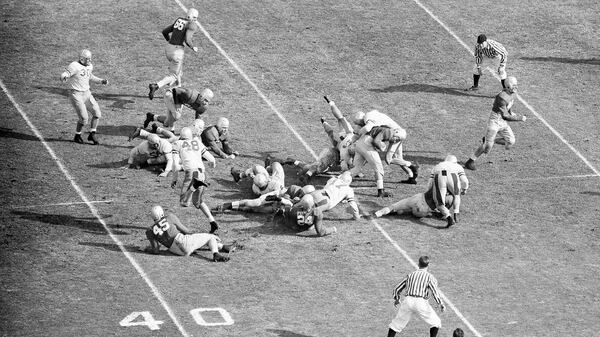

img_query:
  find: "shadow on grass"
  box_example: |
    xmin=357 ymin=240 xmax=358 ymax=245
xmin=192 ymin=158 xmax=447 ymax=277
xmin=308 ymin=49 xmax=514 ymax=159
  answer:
xmin=0 ymin=127 xmax=133 ymax=149
xmin=35 ymin=86 xmax=145 ymax=109
xmin=520 ymin=56 xmax=600 ymax=66
xmin=11 ymin=210 xmax=142 ymax=234
xmin=368 ymin=83 xmax=494 ymax=98
xmin=266 ymin=329 xmax=315 ymax=337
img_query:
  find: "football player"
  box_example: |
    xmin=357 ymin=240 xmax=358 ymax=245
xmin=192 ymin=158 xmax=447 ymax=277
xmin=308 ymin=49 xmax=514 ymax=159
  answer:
xmin=215 ymin=185 xmax=315 ymax=214
xmin=148 ymin=8 xmax=200 ymax=99
xmin=427 ymin=155 xmax=469 ymax=226
xmin=143 ymin=205 xmax=233 ymax=262
xmin=230 ymin=159 xmax=286 ymax=196
xmin=129 ymin=118 xmax=205 ymax=143
xmin=350 ymin=109 xmax=418 ymax=185
xmin=170 ymin=127 xmax=219 ymax=234
xmin=275 ymin=172 xmax=360 ymax=236
xmin=201 ymin=117 xmax=239 ymax=159
xmin=125 ymin=134 xmax=173 ymax=177
xmin=144 ymin=86 xmax=213 ymax=132
xmin=60 ymin=49 xmax=108 ymax=145
xmin=464 ymin=76 xmax=526 ymax=170
xmin=349 ymin=126 xmax=406 ymax=197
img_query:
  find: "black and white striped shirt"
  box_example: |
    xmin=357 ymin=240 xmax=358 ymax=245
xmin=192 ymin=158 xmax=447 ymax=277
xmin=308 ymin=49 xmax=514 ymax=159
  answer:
xmin=474 ymin=39 xmax=507 ymax=66
xmin=393 ymin=268 xmax=443 ymax=305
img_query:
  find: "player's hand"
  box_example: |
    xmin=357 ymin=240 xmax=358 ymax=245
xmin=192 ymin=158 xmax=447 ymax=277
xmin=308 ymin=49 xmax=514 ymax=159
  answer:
xmin=192 ymin=46 xmax=199 ymax=53
xmin=158 ymin=171 xmax=169 ymax=177
xmin=394 ymin=299 xmax=400 ymax=307
xmin=60 ymin=74 xmax=69 ymax=82
xmin=170 ymin=180 xmax=177 ymax=189
xmin=461 ymin=189 xmax=467 ymax=195
xmin=227 ymin=154 xmax=236 ymax=159
xmin=209 ymin=161 xmax=216 ymax=168
xmin=232 ymin=151 xmax=240 ymax=156
xmin=522 ymin=115 xmax=527 ymax=122
xmin=101 ymin=79 xmax=108 ymax=85
xmin=440 ymin=304 xmax=446 ymax=312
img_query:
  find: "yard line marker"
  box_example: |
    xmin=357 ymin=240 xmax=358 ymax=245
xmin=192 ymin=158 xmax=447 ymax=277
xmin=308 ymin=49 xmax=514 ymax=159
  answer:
xmin=173 ymin=2 xmax=483 ymax=336
xmin=12 ymin=200 xmax=113 ymax=209
xmin=0 ymin=79 xmax=191 ymax=337
xmin=411 ymin=0 xmax=600 ymax=178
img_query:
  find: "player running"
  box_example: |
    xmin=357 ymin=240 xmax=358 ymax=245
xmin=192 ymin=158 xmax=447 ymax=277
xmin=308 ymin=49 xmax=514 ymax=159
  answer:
xmin=144 ymin=87 xmax=213 ymax=132
xmin=148 ymin=8 xmax=201 ymax=99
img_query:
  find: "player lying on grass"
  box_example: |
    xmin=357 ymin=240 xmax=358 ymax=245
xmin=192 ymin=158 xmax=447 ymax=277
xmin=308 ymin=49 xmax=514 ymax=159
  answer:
xmin=129 ymin=118 xmax=206 ymax=143
xmin=143 ymin=205 xmax=235 ymax=262
xmin=230 ymin=158 xmax=286 ymax=196
xmin=124 ymin=133 xmax=174 ymax=177
xmin=374 ymin=156 xmax=468 ymax=228
xmin=201 ymin=117 xmax=240 ymax=159
xmin=214 ymin=184 xmax=315 ymax=214
xmin=273 ymin=172 xmax=361 ymax=236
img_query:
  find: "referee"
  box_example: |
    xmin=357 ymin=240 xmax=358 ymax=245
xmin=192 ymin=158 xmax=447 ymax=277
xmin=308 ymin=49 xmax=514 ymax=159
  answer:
xmin=466 ymin=34 xmax=509 ymax=91
xmin=387 ymin=256 xmax=446 ymax=337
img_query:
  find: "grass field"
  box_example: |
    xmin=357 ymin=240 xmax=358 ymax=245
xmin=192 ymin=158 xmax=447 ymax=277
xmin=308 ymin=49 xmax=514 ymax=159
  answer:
xmin=1 ymin=0 xmax=599 ymax=336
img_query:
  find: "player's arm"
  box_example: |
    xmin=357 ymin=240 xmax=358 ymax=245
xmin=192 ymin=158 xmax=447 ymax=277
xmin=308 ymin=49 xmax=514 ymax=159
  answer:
xmin=60 ymin=69 xmax=71 ymax=82
xmin=162 ymin=25 xmax=173 ymax=41
xmin=221 ymin=136 xmax=236 ymax=156
xmin=203 ymin=129 xmax=229 ymax=158
xmin=145 ymin=228 xmax=161 ymax=254
xmin=171 ymin=215 xmax=193 ymax=235
xmin=499 ymin=97 xmax=526 ymax=121
xmin=159 ymin=143 xmax=174 ymax=177
xmin=89 ymin=72 xmax=107 ymax=85
xmin=184 ymin=23 xmax=199 ymax=52
xmin=392 ymin=278 xmax=407 ymax=304
xmin=346 ymin=192 xmax=360 ymax=220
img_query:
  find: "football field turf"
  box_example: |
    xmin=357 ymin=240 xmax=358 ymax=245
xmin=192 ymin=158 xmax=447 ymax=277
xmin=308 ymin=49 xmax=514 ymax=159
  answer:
xmin=1 ymin=0 xmax=599 ymax=336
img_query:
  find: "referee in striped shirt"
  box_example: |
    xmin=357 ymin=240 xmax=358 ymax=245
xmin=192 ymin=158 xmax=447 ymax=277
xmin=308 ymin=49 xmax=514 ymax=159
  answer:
xmin=387 ymin=256 xmax=446 ymax=337
xmin=466 ymin=34 xmax=509 ymax=91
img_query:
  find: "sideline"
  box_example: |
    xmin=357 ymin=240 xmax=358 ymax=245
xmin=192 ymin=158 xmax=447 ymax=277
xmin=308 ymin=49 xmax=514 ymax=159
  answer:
xmin=0 ymin=78 xmax=191 ymax=337
xmin=173 ymin=0 xmax=483 ymax=335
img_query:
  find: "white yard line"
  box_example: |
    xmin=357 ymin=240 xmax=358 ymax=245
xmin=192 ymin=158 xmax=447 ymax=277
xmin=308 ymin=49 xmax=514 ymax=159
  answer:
xmin=0 ymin=79 xmax=191 ymax=337
xmin=411 ymin=0 xmax=600 ymax=178
xmin=173 ymin=1 xmax=485 ymax=336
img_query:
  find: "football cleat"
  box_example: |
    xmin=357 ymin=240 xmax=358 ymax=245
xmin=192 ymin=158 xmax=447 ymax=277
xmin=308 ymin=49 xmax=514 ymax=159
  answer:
xmin=128 ymin=127 xmax=142 ymax=141
xmin=143 ymin=113 xmax=154 ymax=129
xmin=87 ymin=132 xmax=99 ymax=145
xmin=213 ymin=252 xmax=230 ymax=262
xmin=148 ymin=83 xmax=159 ymax=100
xmin=73 ymin=134 xmax=84 ymax=144
xmin=284 ymin=157 xmax=296 ymax=165
xmin=264 ymin=155 xmax=272 ymax=168
xmin=400 ymin=177 xmax=417 ymax=185
xmin=453 ymin=213 xmax=459 ymax=223
xmin=150 ymin=123 xmax=158 ymax=134
xmin=446 ymin=216 xmax=455 ymax=228
xmin=231 ymin=167 xmax=242 ymax=182
xmin=464 ymin=159 xmax=476 ymax=171
xmin=409 ymin=162 xmax=419 ymax=179
xmin=209 ymin=221 xmax=219 ymax=234
xmin=220 ymin=241 xmax=241 ymax=253
xmin=377 ymin=189 xmax=393 ymax=198
xmin=465 ymin=85 xmax=479 ymax=91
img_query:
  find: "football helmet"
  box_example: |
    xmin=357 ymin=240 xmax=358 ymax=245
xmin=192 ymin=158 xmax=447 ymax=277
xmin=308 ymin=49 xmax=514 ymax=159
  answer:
xmin=150 ymin=205 xmax=165 ymax=221
xmin=445 ymin=155 xmax=458 ymax=163
xmin=193 ymin=119 xmax=205 ymax=135
xmin=179 ymin=127 xmax=193 ymax=140
xmin=253 ymin=173 xmax=268 ymax=189
xmin=187 ymin=8 xmax=199 ymax=21
xmin=391 ymin=128 xmax=407 ymax=142
xmin=352 ymin=111 xmax=365 ymax=125
xmin=200 ymin=88 xmax=214 ymax=102
xmin=147 ymin=134 xmax=160 ymax=148
xmin=216 ymin=117 xmax=229 ymax=130
xmin=79 ymin=49 xmax=92 ymax=66
xmin=506 ymin=76 xmax=518 ymax=93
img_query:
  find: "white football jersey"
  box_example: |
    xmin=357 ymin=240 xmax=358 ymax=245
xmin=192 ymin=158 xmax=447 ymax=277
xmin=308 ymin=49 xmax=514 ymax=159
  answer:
xmin=65 ymin=61 xmax=94 ymax=91
xmin=172 ymin=137 xmax=207 ymax=171
xmin=363 ymin=110 xmax=401 ymax=131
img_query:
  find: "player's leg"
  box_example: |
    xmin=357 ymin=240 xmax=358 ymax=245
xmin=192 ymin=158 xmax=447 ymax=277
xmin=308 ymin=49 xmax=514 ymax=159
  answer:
xmin=495 ymin=124 xmax=515 ymax=150
xmin=180 ymin=170 xmax=195 ymax=207
xmin=497 ymin=56 xmax=508 ymax=88
xmin=390 ymin=142 xmax=418 ymax=183
xmin=86 ymin=93 xmax=101 ymax=144
xmin=158 ymin=45 xmax=183 ymax=89
xmin=365 ymin=148 xmax=389 ymax=197
xmin=375 ymin=197 xmax=411 ymax=218
xmin=189 ymin=172 xmax=219 ymax=233
xmin=465 ymin=121 xmax=499 ymax=170
xmin=69 ymin=91 xmax=88 ymax=143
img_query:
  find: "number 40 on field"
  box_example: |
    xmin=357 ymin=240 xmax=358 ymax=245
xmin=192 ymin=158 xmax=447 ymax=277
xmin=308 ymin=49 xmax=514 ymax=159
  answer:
xmin=120 ymin=307 xmax=234 ymax=330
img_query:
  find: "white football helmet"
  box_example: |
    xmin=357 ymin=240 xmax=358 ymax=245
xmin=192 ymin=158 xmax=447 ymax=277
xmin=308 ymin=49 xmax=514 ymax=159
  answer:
xmin=79 ymin=49 xmax=92 ymax=66
xmin=216 ymin=117 xmax=229 ymax=130
xmin=253 ymin=173 xmax=269 ymax=189
xmin=187 ymin=8 xmax=199 ymax=21
xmin=151 ymin=205 xmax=165 ymax=221
xmin=193 ymin=119 xmax=205 ymax=135
xmin=200 ymin=88 xmax=214 ymax=102
xmin=352 ymin=111 xmax=365 ymax=125
xmin=180 ymin=127 xmax=193 ymax=140
xmin=506 ymin=76 xmax=518 ymax=93
xmin=392 ymin=128 xmax=407 ymax=142
xmin=147 ymin=134 xmax=160 ymax=148
xmin=445 ymin=155 xmax=458 ymax=163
